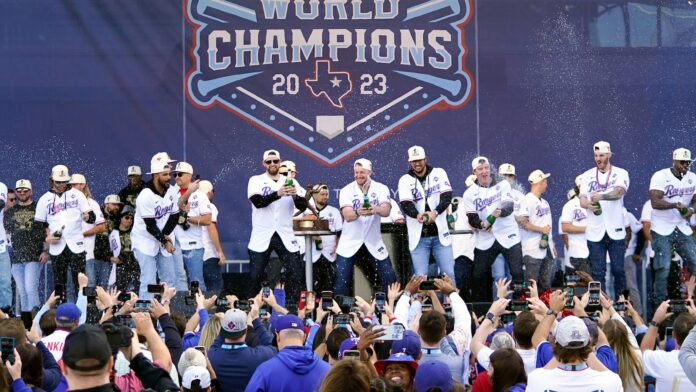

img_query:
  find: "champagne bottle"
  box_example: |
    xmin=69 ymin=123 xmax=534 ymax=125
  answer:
xmin=422 ymin=213 xmax=430 ymax=223
xmin=679 ymin=206 xmax=690 ymax=216
xmin=446 ymin=214 xmax=455 ymax=230
xmin=362 ymin=195 xmax=371 ymax=209
xmin=178 ymin=211 xmax=190 ymax=230
xmin=53 ymin=225 xmax=65 ymax=239
xmin=486 ymin=215 xmax=496 ymax=225
xmin=315 ymin=237 xmax=323 ymax=250
xmin=285 ymin=170 xmax=294 ymax=187
xmin=539 ymin=233 xmax=549 ymax=249
xmin=592 ymin=202 xmax=602 ymax=216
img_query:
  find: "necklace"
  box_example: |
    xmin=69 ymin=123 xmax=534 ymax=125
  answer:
xmin=595 ymin=166 xmax=612 ymax=189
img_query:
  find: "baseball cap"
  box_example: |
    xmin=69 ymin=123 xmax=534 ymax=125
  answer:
xmin=528 ymin=170 xmax=551 ymax=185
xmin=220 ymin=309 xmax=247 ymax=339
xmin=408 ymin=146 xmax=426 ymax=162
xmin=51 ymin=165 xmax=70 ymax=182
xmin=147 ymin=161 xmax=171 ymax=175
xmin=673 ymin=148 xmax=693 ymax=161
xmin=471 ymin=156 xmax=489 ymax=171
xmin=151 ymin=152 xmax=176 ymax=164
xmin=338 ymin=338 xmax=360 ymax=359
xmin=178 ymin=348 xmax=207 ymax=377
xmin=280 ymin=160 xmax=297 ymax=173
xmin=555 ymin=316 xmax=590 ymax=348
xmin=120 ymin=205 xmax=134 ymax=217
xmin=127 ymin=165 xmax=142 ymax=176
xmin=174 ymin=162 xmax=194 ymax=174
xmin=272 ymin=314 xmax=305 ymax=332
xmin=499 ymin=163 xmax=516 ymax=176
xmin=593 ymin=141 xmax=611 ymax=154
xmin=15 ymin=179 xmax=32 ymax=190
xmin=56 ymin=303 xmax=82 ymax=324
xmin=182 ymin=366 xmax=211 ymax=389
xmin=465 ymin=174 xmax=477 ymax=187
xmin=69 ymin=173 xmax=86 ymax=185
xmin=575 ymin=174 xmax=583 ymax=188
xmin=567 ymin=188 xmax=577 ymax=201
xmin=354 ymin=158 xmax=372 ymax=172
xmin=104 ymin=195 xmax=122 ymax=205
xmin=263 ymin=149 xmax=280 ymax=161
xmin=413 ymin=360 xmax=454 ymax=392
xmin=375 ymin=353 xmax=418 ymax=375
xmin=199 ymin=180 xmax=213 ymax=194
xmin=390 ymin=330 xmax=421 ymax=358
xmin=63 ymin=324 xmax=112 ymax=372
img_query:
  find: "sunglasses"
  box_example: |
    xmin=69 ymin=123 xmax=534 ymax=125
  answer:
xmin=54 ymin=181 xmax=68 ymax=185
xmin=678 ymin=160 xmax=692 ymax=166
xmin=123 ymin=215 xmax=133 ymax=220
xmin=175 ymin=172 xmax=188 ymax=177
xmin=7 ymin=198 xmax=16 ymax=202
xmin=16 ymin=189 xmax=29 ymax=194
xmin=264 ymin=159 xmax=280 ymax=165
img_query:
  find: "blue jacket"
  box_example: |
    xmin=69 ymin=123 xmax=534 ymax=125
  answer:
xmin=244 ymin=346 xmax=330 ymax=392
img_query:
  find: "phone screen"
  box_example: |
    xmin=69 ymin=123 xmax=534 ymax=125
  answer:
xmin=321 ymin=291 xmax=333 ymax=310
xmin=0 ymin=337 xmax=14 ymax=364
xmin=375 ymin=292 xmax=386 ymax=307
xmin=20 ymin=312 xmax=33 ymax=330
xmin=563 ymin=287 xmax=575 ymax=308
xmin=83 ymin=286 xmax=97 ymax=297
xmin=147 ymin=284 xmax=164 ymax=294
xmin=588 ymin=281 xmax=601 ymax=305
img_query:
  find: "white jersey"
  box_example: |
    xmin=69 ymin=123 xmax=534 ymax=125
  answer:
xmin=131 ymin=184 xmax=180 ymax=257
xmin=560 ymin=196 xmax=589 ymax=259
xmin=35 ymin=188 xmax=93 ymax=256
xmin=520 ymin=193 xmax=553 ymax=259
xmin=640 ymin=200 xmax=655 ymax=258
xmin=302 ymin=205 xmax=343 ymax=262
xmin=643 ymin=349 xmax=696 ymax=392
xmin=202 ymin=203 xmax=219 ymax=260
xmin=624 ymin=208 xmax=643 ymax=257
xmin=463 ymin=179 xmax=521 ymax=250
xmin=526 ymin=367 xmax=623 ymax=392
xmin=649 ymin=168 xmax=696 ymax=236
xmin=82 ymin=198 xmax=105 ymax=260
xmin=451 ymin=206 xmax=475 ymax=261
xmin=510 ymin=187 xmax=526 ymax=216
xmin=41 ymin=329 xmax=70 ymax=362
xmin=0 ymin=183 xmax=7 ymax=253
xmin=398 ymin=167 xmax=453 ymax=251
xmin=579 ymin=165 xmax=630 ymax=241
xmin=381 ymin=199 xmax=405 ymax=223
xmin=247 ymin=173 xmax=300 ymax=253
xmin=336 ymin=180 xmax=390 ymax=259
xmin=174 ymin=188 xmax=212 ymax=250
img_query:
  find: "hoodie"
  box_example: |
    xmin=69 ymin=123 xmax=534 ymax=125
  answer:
xmin=244 ymin=346 xmax=330 ymax=392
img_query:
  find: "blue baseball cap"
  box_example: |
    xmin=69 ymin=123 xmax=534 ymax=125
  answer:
xmin=414 ymin=360 xmax=454 ymax=392
xmin=56 ymin=303 xmax=81 ymax=324
xmin=271 ymin=314 xmax=304 ymax=332
xmin=390 ymin=330 xmax=421 ymax=358
xmin=338 ymin=337 xmax=360 ymax=359
xmin=375 ymin=353 xmax=418 ymax=375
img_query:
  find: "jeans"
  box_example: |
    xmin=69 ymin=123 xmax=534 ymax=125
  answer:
xmin=410 ymin=236 xmax=456 ymax=286
xmin=52 ymin=248 xmax=86 ymax=303
xmin=248 ymin=233 xmax=305 ymax=302
xmin=471 ymin=241 xmax=524 ymax=302
xmin=0 ymin=252 xmax=12 ymax=308
xmin=203 ymin=257 xmax=223 ymax=294
xmin=491 ymin=254 xmax=511 ymax=299
xmin=651 ymin=229 xmax=696 ymax=303
xmin=587 ymin=233 xmax=626 ymax=298
xmin=134 ymin=249 xmax=176 ymax=300
xmin=86 ymin=259 xmax=111 ymax=288
xmin=623 ymin=255 xmax=643 ymax=315
xmin=523 ymin=254 xmax=555 ymax=292
xmin=11 ymin=261 xmax=42 ymax=311
xmin=182 ymin=248 xmax=206 ymax=292
xmin=172 ymin=241 xmax=189 ymax=292
xmin=334 ymin=245 xmax=397 ymax=297
xmin=454 ymin=256 xmax=473 ymax=300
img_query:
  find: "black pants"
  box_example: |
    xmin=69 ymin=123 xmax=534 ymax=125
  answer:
xmin=313 ymin=255 xmax=337 ymax=295
xmin=454 ymin=255 xmax=473 ymax=301
xmin=52 ymin=248 xmax=86 ymax=301
xmin=248 ymin=233 xmax=305 ymax=302
xmin=116 ymin=252 xmax=141 ymax=293
xmin=471 ymin=241 xmax=524 ymax=302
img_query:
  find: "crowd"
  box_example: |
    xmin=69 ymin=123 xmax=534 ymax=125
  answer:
xmin=0 ymin=141 xmax=692 ymax=391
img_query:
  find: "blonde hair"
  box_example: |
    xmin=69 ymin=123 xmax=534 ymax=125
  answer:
xmin=603 ymin=319 xmax=643 ymax=391
xmin=318 ymin=360 xmax=371 ymax=392
xmin=198 ymin=316 xmax=222 ymax=349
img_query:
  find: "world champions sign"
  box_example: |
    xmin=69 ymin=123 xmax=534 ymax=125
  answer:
xmin=186 ymin=0 xmax=473 ymax=165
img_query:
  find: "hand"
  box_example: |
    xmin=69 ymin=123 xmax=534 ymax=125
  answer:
xmin=161 ymin=282 xmax=176 ymax=302
xmin=549 ymin=290 xmax=566 ymax=313
xmin=26 ymin=322 xmax=41 ymax=344
xmin=349 ymin=313 xmax=365 ymax=336
xmin=488 ymin=298 xmax=510 ymax=318
xmin=164 ymin=239 xmax=175 ymax=254
xmin=528 ymin=297 xmax=549 ymax=315
xmin=262 ymin=289 xmax=278 ymax=308
xmin=387 ymin=282 xmax=401 ymax=304
xmin=305 ymin=292 xmax=316 ymax=312
xmin=394 ymin=218 xmax=405 ymax=224
xmin=188 ymin=179 xmax=200 ymax=193
xmin=688 ymin=276 xmax=696 ymax=300
xmin=416 ymin=213 xmax=426 ymax=223
xmin=357 ymin=324 xmax=385 ymax=357
xmin=110 ymin=256 xmax=121 ymax=265
xmin=528 ymin=279 xmax=539 ymax=299
xmin=599 ymin=293 xmax=614 ymax=314
xmin=39 ymin=251 xmax=49 ymax=263
xmin=132 ymin=312 xmax=155 ymax=335
xmin=425 ymin=211 xmax=438 ymax=223
xmin=540 ymin=225 xmax=550 ymax=235
xmin=95 ymin=286 xmax=113 ymax=309
xmin=590 ymin=193 xmax=603 ymax=203
xmin=687 ymin=299 xmax=696 ymax=317
xmin=573 ymin=296 xmax=588 ymax=318
xmin=598 ymin=309 xmax=610 ymax=326
xmin=404 ymin=275 xmax=425 ymax=294
xmin=434 ymin=275 xmax=457 ymax=296
xmin=248 ymin=299 xmax=259 ymax=320
xmin=480 ymin=220 xmax=491 ymax=231
xmin=330 ymin=300 xmax=341 ymax=315
xmin=576 ymin=271 xmax=593 ymax=287
xmin=652 ymin=300 xmax=672 ymax=324
xmin=217 ymin=252 xmax=226 ymax=265
xmin=46 ymin=291 xmax=59 ymax=308
xmin=495 ymin=278 xmax=512 ymax=299
xmin=119 ymin=292 xmax=138 ymax=315
xmin=5 ymin=349 xmax=22 ymax=381
xmin=223 ymin=295 xmax=236 ymax=310
xmin=46 ymin=233 xmax=60 ymax=244
xmin=77 ymin=272 xmax=89 ymax=289
xmin=197 ymin=293 xmax=217 ymax=311
xmin=325 ymin=314 xmax=335 ymax=333
xmin=285 ymin=185 xmax=297 ymax=196
xmin=492 ymin=208 xmax=502 ymax=218
xmin=355 ymin=296 xmax=371 ymax=317
xmin=383 ymin=302 xmax=394 ymax=318
xmin=149 ymin=299 xmax=169 ymax=318
xmin=631 ymin=254 xmax=640 ymax=263
xmin=357 ymin=207 xmax=374 ymax=217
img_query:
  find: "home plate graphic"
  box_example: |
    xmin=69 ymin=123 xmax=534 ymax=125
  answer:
xmin=186 ymin=0 xmax=474 ymax=165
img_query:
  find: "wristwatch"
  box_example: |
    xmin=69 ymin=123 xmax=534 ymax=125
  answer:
xmin=485 ymin=312 xmax=496 ymax=322
xmin=546 ymin=309 xmax=558 ymax=317
xmin=649 ymin=320 xmax=659 ymax=328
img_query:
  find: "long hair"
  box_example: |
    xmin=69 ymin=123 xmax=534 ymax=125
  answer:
xmin=198 ymin=315 xmax=222 ymax=349
xmin=603 ymin=319 xmax=643 ymax=391
xmin=318 ymin=360 xmax=371 ymax=392
xmin=489 ymin=348 xmax=527 ymax=392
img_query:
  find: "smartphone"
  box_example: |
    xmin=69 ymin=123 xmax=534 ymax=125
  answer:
xmin=117 ymin=292 xmax=131 ymax=303
xmin=588 ymin=281 xmax=601 ymax=306
xmin=337 ymin=296 xmax=355 ymax=310
xmin=668 ymin=300 xmax=688 ymax=314
xmin=262 ymin=283 xmax=271 ymax=298
xmin=419 ymin=279 xmax=437 ymax=291
xmin=216 ymin=298 xmax=230 ymax=312
xmin=421 ymin=304 xmax=433 ymax=312
xmin=189 ymin=281 xmax=200 ymax=297
xmin=0 ymin=337 xmax=14 ymax=364
xmin=342 ymin=349 xmax=360 ymax=359
xmin=375 ymin=292 xmax=386 ymax=311
xmin=501 ymin=313 xmax=517 ymax=324
xmin=55 ymin=283 xmax=65 ymax=304
xmin=234 ymin=299 xmax=250 ymax=312
xmin=83 ymin=286 xmax=97 ymax=297
xmin=134 ymin=300 xmax=151 ymax=311
xmin=512 ymin=281 xmax=529 ymax=301
xmin=20 ymin=312 xmax=33 ymax=330
xmin=334 ymin=314 xmax=351 ymax=325
xmin=565 ymin=274 xmax=581 ymax=284
xmin=613 ymin=302 xmax=626 ymax=312
xmin=507 ymin=300 xmax=529 ymax=312
xmin=147 ymin=284 xmax=164 ymax=294
xmin=375 ymin=324 xmax=404 ymax=341
xmin=666 ymin=327 xmax=674 ymax=339
xmin=563 ymin=287 xmax=575 ymax=309
xmin=195 ymin=345 xmax=207 ymax=356
xmin=321 ymin=291 xmax=333 ymax=311
xmin=259 ymin=304 xmax=270 ymax=317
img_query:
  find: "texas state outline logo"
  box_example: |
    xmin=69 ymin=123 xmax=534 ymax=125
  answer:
xmin=186 ymin=0 xmax=473 ymax=165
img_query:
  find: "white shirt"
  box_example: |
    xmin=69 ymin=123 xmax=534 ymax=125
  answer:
xmin=381 ymin=199 xmax=405 ymax=223
xmin=463 ymin=179 xmax=521 ymax=250
xmin=247 ymin=173 xmax=300 ymax=253
xmin=398 ymin=167 xmax=453 ymax=251
xmin=579 ymin=165 xmax=630 ymax=241
xmin=302 ymin=205 xmax=343 ymax=262
xmin=82 ymin=198 xmax=105 ymax=260
xmin=561 ymin=196 xmax=589 ymax=259
xmin=131 ymin=185 xmax=180 ymax=257
xmin=35 ymin=189 xmax=93 ymax=256
xmin=640 ymin=200 xmax=655 ymax=258
xmin=0 ymin=183 xmax=7 ymax=253
xmin=41 ymin=329 xmax=70 ymax=361
xmin=174 ymin=188 xmax=212 ymax=250
xmin=451 ymin=207 xmax=475 ymax=261
xmin=526 ymin=366 xmax=623 ymax=392
xmin=649 ymin=168 xmax=696 ymax=236
xmin=510 ymin=186 xmax=526 ymax=216
xmin=336 ymin=180 xmax=390 ymax=259
xmin=520 ymin=192 xmax=554 ymax=259
xmin=202 ymin=203 xmax=219 ymax=260
xmin=623 ymin=208 xmax=643 ymax=257
xmin=476 ymin=346 xmax=537 ymax=375
xmin=643 ymin=349 xmax=696 ymax=392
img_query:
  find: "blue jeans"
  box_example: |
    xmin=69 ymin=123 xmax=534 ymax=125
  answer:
xmin=172 ymin=241 xmax=189 ymax=292
xmin=182 ymin=248 xmax=206 ymax=292
xmin=11 ymin=262 xmax=42 ymax=311
xmin=651 ymin=229 xmax=696 ymax=303
xmin=86 ymin=259 xmax=112 ymax=288
xmin=588 ymin=233 xmax=625 ymax=298
xmin=0 ymin=252 xmax=11 ymax=308
xmin=491 ymin=254 xmax=511 ymax=299
xmin=203 ymin=257 xmax=222 ymax=294
xmin=410 ymin=236 xmax=457 ymax=286
xmin=134 ymin=249 xmax=176 ymax=300
xmin=334 ymin=245 xmax=397 ymax=296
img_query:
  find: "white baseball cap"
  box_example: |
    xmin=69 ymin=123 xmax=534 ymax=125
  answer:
xmin=528 ymin=170 xmax=550 ymax=185
xmin=104 ymin=195 xmax=122 ymax=205
xmin=174 ymin=162 xmax=193 ymax=174
xmin=499 ymin=163 xmax=515 ymax=176
xmin=407 ymin=146 xmax=426 ymax=162
xmin=199 ymin=180 xmax=213 ymax=194
xmin=280 ymin=160 xmax=297 ymax=173
xmin=593 ymin=141 xmax=611 ymax=154
xmin=220 ymin=309 xmax=248 ymax=338
xmin=15 ymin=179 xmax=32 ymax=190
xmin=354 ymin=158 xmax=373 ymax=172
xmin=673 ymin=148 xmax=693 ymax=161
xmin=263 ymin=149 xmax=280 ymax=161
xmin=465 ymin=174 xmax=477 ymax=187
xmin=471 ymin=156 xmax=489 ymax=171
xmin=69 ymin=173 xmax=86 ymax=185
xmin=151 ymin=152 xmax=176 ymax=164
xmin=567 ymin=189 xmax=577 ymax=201
xmin=147 ymin=161 xmax=171 ymax=175
xmin=182 ymin=366 xmax=211 ymax=389
xmin=177 ymin=348 xmax=207 ymax=377
xmin=127 ymin=166 xmax=142 ymax=176
xmin=575 ymin=174 xmax=583 ymax=188
xmin=51 ymin=165 xmax=70 ymax=182
xmin=555 ymin=316 xmax=590 ymax=348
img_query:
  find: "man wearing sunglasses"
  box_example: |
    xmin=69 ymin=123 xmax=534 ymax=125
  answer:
xmin=648 ymin=147 xmax=696 ymax=303
xmin=35 ymin=165 xmax=96 ymax=302
xmin=247 ymin=150 xmax=308 ymax=302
